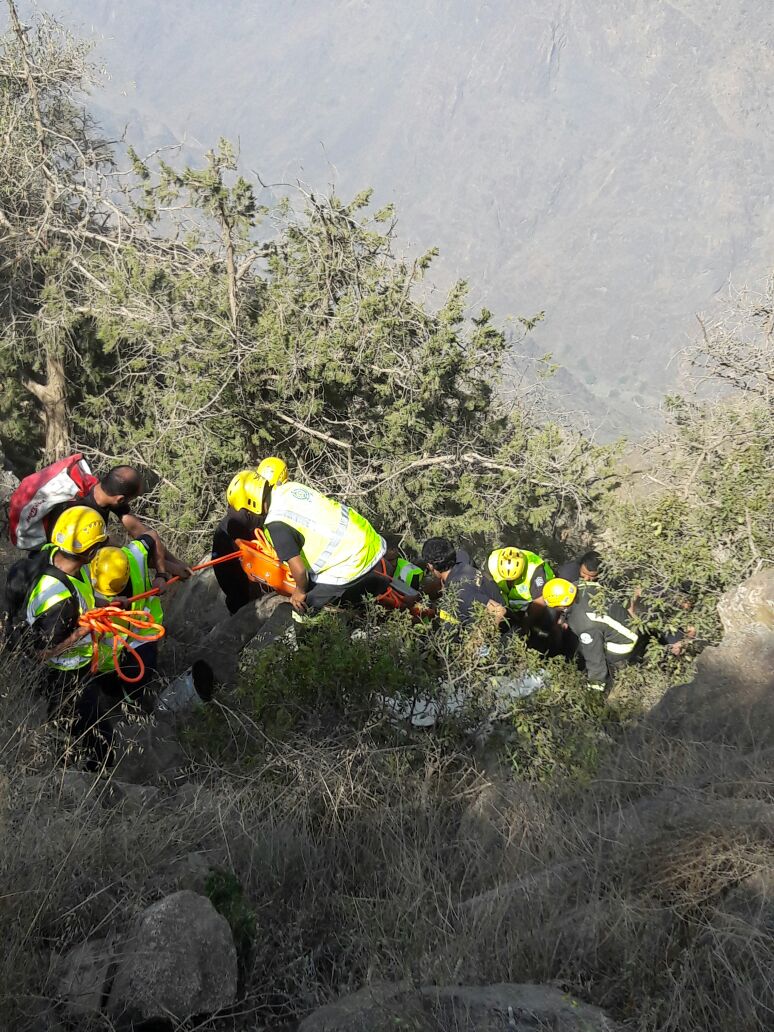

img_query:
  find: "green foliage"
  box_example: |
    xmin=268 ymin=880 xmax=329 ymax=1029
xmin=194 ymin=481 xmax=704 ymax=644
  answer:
xmin=603 ymin=392 xmax=773 ymax=647
xmin=238 ymin=609 xmax=441 ymax=734
xmin=496 ymin=635 xmax=629 ymax=783
xmin=508 ymin=681 xmax=618 ymax=784
xmin=205 ymin=867 xmax=257 ymax=974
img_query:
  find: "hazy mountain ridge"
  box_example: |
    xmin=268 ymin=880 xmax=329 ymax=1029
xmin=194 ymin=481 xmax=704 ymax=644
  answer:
xmin=33 ymin=0 xmax=774 ymax=432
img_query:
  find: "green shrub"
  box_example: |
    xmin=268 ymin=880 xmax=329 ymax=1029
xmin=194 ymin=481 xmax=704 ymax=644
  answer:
xmin=238 ymin=608 xmax=448 ymax=733
xmin=205 ymin=868 xmax=257 ymax=976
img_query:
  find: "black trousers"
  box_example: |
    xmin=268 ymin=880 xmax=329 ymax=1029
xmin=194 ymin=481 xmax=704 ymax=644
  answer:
xmin=44 ymin=667 xmax=115 ymax=771
xmin=304 ymin=564 xmax=393 ymax=614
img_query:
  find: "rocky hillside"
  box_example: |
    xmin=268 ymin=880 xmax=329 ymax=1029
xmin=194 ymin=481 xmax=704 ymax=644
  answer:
xmin=32 ymin=0 xmax=774 ymax=432
xmin=2 ymin=558 xmax=774 ymax=1030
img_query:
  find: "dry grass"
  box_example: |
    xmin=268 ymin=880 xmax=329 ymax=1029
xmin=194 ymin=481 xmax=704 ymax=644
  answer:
xmin=1 ymin=648 xmax=773 ymax=1031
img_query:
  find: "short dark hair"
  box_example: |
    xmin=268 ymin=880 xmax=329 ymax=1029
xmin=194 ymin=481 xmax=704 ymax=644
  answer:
xmin=421 ymin=537 xmax=457 ymax=573
xmin=580 ymin=550 xmax=601 ymax=573
xmin=101 ymin=465 xmax=142 ymax=500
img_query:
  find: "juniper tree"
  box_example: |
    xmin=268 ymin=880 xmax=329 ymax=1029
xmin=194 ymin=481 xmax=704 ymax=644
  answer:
xmin=0 ymin=2 xmax=112 ymax=463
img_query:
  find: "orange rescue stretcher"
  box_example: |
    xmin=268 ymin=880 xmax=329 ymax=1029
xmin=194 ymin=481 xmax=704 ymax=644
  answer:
xmin=235 ymin=531 xmax=428 ymax=615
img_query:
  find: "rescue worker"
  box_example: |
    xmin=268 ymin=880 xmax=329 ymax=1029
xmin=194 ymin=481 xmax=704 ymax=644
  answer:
xmin=212 ymin=470 xmax=268 ymax=613
xmin=556 ymin=550 xmax=602 ymax=585
xmin=227 ymin=471 xmax=390 ymax=617
xmin=25 ymin=506 xmax=113 ymax=768
xmin=487 ymin=546 xmax=555 ymax=619
xmin=542 ymin=577 xmax=638 ymax=690
xmin=383 ymin=547 xmax=441 ymax=599
xmin=89 ymin=538 xmax=167 ymax=688
xmin=256 ymin=456 xmax=289 ymax=486
xmin=47 ymin=465 xmax=190 ymax=580
xmin=211 ymin=459 xmax=290 ymax=613
xmin=422 ymin=537 xmax=506 ymax=626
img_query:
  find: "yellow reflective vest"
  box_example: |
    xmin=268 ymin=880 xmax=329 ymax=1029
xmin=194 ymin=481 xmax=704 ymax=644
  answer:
xmin=124 ymin=539 xmax=164 ymax=631
xmin=265 ymin=482 xmax=385 ymax=586
xmin=93 ymin=539 xmax=163 ymax=673
xmin=26 ymin=554 xmax=95 ymax=672
xmin=487 ymin=548 xmax=554 ymax=611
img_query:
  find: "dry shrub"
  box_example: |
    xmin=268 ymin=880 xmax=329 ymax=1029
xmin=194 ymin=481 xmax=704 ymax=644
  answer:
xmin=1 ymin=643 xmax=774 ymax=1031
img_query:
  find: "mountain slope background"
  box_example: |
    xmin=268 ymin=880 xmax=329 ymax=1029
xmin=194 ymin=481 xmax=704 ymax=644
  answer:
xmin=26 ymin=0 xmax=774 ymax=433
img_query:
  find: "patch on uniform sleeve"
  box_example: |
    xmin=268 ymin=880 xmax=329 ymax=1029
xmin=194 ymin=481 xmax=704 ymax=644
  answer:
xmin=534 ymin=575 xmax=545 ymax=588
xmin=580 ymin=632 xmax=594 ymax=644
xmin=291 ymin=487 xmax=312 ymax=501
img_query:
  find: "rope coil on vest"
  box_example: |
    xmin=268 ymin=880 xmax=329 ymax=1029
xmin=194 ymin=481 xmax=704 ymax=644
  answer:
xmin=79 ymin=606 xmax=165 ymax=684
xmin=78 ymin=550 xmax=243 ymax=683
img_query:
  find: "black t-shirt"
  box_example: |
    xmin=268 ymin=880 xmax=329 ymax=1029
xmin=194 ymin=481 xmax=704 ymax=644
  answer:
xmin=265 ymin=521 xmax=305 ymax=564
xmin=211 ymin=508 xmax=263 ymax=557
xmin=47 ymin=487 xmax=131 ymax=536
xmin=444 ymin=559 xmax=502 ymax=625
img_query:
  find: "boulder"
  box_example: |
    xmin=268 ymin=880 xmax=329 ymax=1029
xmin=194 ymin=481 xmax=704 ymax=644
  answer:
xmin=652 ymin=569 xmax=774 ymax=745
xmin=107 ymin=890 xmax=237 ymax=1023
xmin=298 ymin=982 xmax=619 ymax=1032
xmin=298 ymin=982 xmax=411 ymax=1032
xmin=160 ymin=589 xmax=291 ymax=686
xmin=162 ymin=564 xmax=231 ymax=646
xmin=719 ymin=569 xmax=774 ymax=636
xmin=428 ymin=984 xmax=619 ymax=1031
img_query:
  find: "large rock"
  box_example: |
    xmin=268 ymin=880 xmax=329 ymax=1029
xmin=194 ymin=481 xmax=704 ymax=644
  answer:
xmin=111 ymin=713 xmax=186 ymax=784
xmin=651 ymin=570 xmax=774 ymax=745
xmin=719 ymin=569 xmax=774 ymax=636
xmin=160 ymin=584 xmax=291 ymax=686
xmin=162 ymin=563 xmax=231 ymax=646
xmin=107 ymin=890 xmax=237 ymax=1023
xmin=298 ymin=982 xmax=619 ymax=1032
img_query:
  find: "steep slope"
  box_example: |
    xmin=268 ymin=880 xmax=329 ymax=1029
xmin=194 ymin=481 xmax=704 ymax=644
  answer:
xmin=31 ymin=0 xmax=774 ymax=431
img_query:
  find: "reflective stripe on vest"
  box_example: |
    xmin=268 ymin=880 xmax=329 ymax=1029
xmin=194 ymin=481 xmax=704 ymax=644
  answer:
xmin=395 ymin=558 xmax=423 ymax=589
xmin=488 ymin=550 xmax=553 ymax=610
xmin=125 ymin=540 xmax=164 ymax=630
xmin=93 ymin=541 xmax=164 ymax=671
xmin=266 ymin=482 xmax=385 ymax=586
xmin=27 ymin=568 xmax=95 ymax=671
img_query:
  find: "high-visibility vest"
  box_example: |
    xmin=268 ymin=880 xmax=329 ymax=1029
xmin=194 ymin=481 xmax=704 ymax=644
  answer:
xmin=487 ymin=549 xmax=554 ymax=610
xmin=26 ymin=554 xmax=95 ymax=671
xmin=124 ymin=539 xmax=164 ymax=631
xmin=93 ymin=540 xmax=164 ymax=673
xmin=265 ymin=482 xmax=385 ymax=586
xmin=395 ymin=557 xmax=423 ymax=590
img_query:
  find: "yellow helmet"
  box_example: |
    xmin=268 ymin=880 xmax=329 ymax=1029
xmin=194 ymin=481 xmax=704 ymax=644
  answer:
xmin=90 ymin=546 xmax=130 ymax=597
xmin=51 ymin=505 xmax=108 ymax=557
xmin=490 ymin=547 xmax=527 ymax=583
xmin=256 ymin=456 xmax=288 ymax=487
xmin=543 ymin=578 xmax=578 ymax=608
xmin=226 ymin=470 xmax=269 ymax=514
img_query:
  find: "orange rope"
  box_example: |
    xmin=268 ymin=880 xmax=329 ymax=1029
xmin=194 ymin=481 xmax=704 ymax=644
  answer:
xmin=79 ymin=605 xmax=165 ymax=684
xmin=78 ymin=550 xmax=242 ymax=684
xmin=125 ymin=549 xmax=242 ymax=604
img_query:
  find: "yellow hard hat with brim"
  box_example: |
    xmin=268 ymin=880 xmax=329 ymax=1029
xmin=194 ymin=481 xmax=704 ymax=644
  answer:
xmin=543 ymin=577 xmax=577 ymax=608
xmin=51 ymin=505 xmax=108 ymax=557
xmin=256 ymin=456 xmax=288 ymax=487
xmin=226 ymin=470 xmax=269 ymax=514
xmin=90 ymin=546 xmax=130 ymax=597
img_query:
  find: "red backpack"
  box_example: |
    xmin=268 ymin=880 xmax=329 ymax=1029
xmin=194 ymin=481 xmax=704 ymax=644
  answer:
xmin=9 ymin=453 xmax=99 ymax=549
